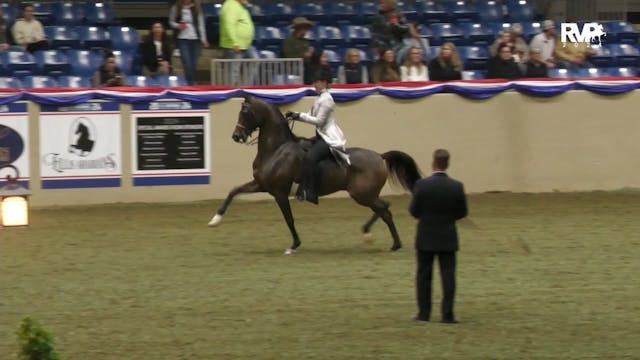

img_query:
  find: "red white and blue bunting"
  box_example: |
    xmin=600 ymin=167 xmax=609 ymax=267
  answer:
xmin=0 ymin=78 xmax=638 ymax=105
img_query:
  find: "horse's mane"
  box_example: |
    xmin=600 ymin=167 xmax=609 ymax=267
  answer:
xmin=252 ymin=97 xmax=302 ymax=141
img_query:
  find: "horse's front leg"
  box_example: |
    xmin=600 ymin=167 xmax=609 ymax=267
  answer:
xmin=274 ymin=194 xmax=301 ymax=254
xmin=208 ymin=180 xmax=262 ymax=226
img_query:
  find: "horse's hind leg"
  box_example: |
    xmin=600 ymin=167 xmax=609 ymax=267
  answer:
xmin=274 ymin=194 xmax=301 ymax=254
xmin=371 ymin=198 xmax=402 ymax=251
xmin=362 ymin=213 xmax=379 ymax=236
xmin=208 ymin=180 xmax=261 ymax=226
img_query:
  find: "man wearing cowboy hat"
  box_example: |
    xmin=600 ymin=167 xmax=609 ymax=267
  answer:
xmin=282 ymin=17 xmax=314 ymax=59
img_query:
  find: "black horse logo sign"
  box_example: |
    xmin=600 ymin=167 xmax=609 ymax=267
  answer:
xmin=68 ymin=117 xmax=95 ymax=157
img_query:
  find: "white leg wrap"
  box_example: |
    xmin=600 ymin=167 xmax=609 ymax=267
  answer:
xmin=208 ymin=214 xmax=223 ymax=227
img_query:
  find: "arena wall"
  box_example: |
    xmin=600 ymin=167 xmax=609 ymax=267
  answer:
xmin=22 ymin=90 xmax=640 ymax=207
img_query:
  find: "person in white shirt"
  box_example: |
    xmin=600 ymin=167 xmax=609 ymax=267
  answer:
xmin=169 ymin=0 xmax=209 ymax=84
xmin=400 ymin=46 xmax=429 ymax=81
xmin=285 ymin=68 xmax=349 ymax=204
xmin=11 ymin=4 xmax=48 ymax=53
xmin=529 ymin=20 xmax=556 ymax=68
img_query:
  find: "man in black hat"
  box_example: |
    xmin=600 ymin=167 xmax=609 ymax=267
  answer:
xmin=282 ymin=16 xmax=314 ymax=59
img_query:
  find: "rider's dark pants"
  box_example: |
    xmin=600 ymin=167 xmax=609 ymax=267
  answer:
xmin=301 ymin=136 xmax=331 ymax=197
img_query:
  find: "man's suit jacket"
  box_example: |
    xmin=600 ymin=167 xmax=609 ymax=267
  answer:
xmin=409 ymin=172 xmax=468 ymax=252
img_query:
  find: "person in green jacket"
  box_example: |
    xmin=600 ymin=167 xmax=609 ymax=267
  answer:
xmin=219 ymin=0 xmax=255 ymax=85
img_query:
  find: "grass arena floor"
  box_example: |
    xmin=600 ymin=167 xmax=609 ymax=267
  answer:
xmin=1 ymin=191 xmax=639 ymax=360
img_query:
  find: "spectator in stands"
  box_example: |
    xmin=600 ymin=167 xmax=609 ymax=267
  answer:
xmin=92 ymin=52 xmax=126 ymax=87
xmin=487 ymin=44 xmax=522 ymax=80
xmin=0 ymin=7 xmax=9 ymax=51
xmin=140 ymin=21 xmax=173 ymax=78
xmin=530 ymin=20 xmax=557 ymax=68
xmin=401 ymin=46 xmax=429 ymax=81
xmin=11 ymin=4 xmax=48 ymax=53
xmin=428 ymin=42 xmax=463 ymax=81
xmin=169 ymin=0 xmax=209 ymax=85
xmin=370 ymin=0 xmax=422 ymax=64
xmin=489 ymin=31 xmax=515 ymax=58
xmin=371 ymin=48 xmax=401 ymax=83
xmin=337 ymin=48 xmax=369 ymax=84
xmin=524 ymin=47 xmax=548 ymax=78
xmin=553 ymin=37 xmax=595 ymax=71
xmin=219 ymin=0 xmax=255 ymax=86
xmin=282 ymin=17 xmax=314 ymax=59
xmin=508 ymin=24 xmax=529 ymax=63
xmin=304 ymin=49 xmax=332 ymax=85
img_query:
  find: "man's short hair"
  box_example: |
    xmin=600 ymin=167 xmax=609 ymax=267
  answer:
xmin=433 ymin=149 xmax=450 ymax=170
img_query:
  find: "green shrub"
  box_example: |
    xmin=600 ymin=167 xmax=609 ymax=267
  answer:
xmin=16 ymin=317 xmax=61 ymax=360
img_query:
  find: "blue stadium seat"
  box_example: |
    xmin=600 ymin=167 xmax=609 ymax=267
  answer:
xmin=609 ymin=43 xmax=640 ymax=67
xmin=462 ymin=70 xmax=486 ymax=80
xmin=0 ymin=77 xmax=22 ymax=89
xmin=603 ymin=21 xmax=640 ymax=45
xmin=1 ymin=3 xmax=18 ymax=23
xmin=459 ymin=23 xmax=494 ymax=46
xmin=324 ymin=2 xmax=358 ymax=24
xmin=255 ymin=26 xmax=285 ymax=48
xmin=79 ymin=26 xmax=112 ymax=50
xmin=419 ymin=26 xmax=435 ymax=45
xmin=323 ymin=49 xmax=342 ymax=67
xmin=354 ymin=1 xmax=378 ymax=24
xmin=445 ymin=1 xmax=479 ymax=23
xmin=22 ymin=75 xmax=58 ymax=88
xmin=126 ymin=75 xmax=158 ymax=87
xmin=84 ymin=2 xmax=117 ymax=26
xmin=201 ymin=3 xmax=221 ymax=19
xmin=0 ymin=51 xmax=37 ymax=74
xmin=33 ymin=50 xmax=71 ymax=75
xmin=52 ymin=2 xmax=83 ymax=26
xmin=44 ymin=26 xmax=81 ymax=49
xmin=294 ymin=3 xmax=325 ymax=22
xmin=417 ymin=1 xmax=449 ymax=24
xmin=589 ymin=45 xmax=615 ymax=68
xmin=488 ymin=22 xmax=514 ymax=35
xmin=430 ymin=23 xmax=466 ymax=46
xmin=259 ymin=50 xmax=277 ymax=59
xmin=506 ymin=0 xmax=536 ymax=22
xmin=109 ymin=27 xmax=141 ymax=52
xmin=67 ymin=49 xmax=103 ymax=77
xmin=605 ymin=67 xmax=637 ymax=77
xmin=112 ymin=50 xmax=134 ymax=75
xmin=574 ymin=67 xmax=609 ymax=78
xmin=476 ymin=0 xmax=505 ymax=23
xmin=520 ymin=21 xmax=542 ymax=42
xmin=398 ymin=1 xmax=419 ymax=22
xmin=316 ymin=26 xmax=344 ymax=46
xmin=458 ymin=46 xmax=489 ymax=70
xmin=156 ymin=75 xmax=188 ymax=87
xmin=548 ymin=68 xmax=571 ymax=79
xmin=266 ymin=3 xmax=294 ymax=22
xmin=344 ymin=25 xmax=371 ymax=47
xmin=247 ymin=3 xmax=266 ymax=25
xmin=58 ymin=75 xmax=91 ymax=88
xmin=32 ymin=2 xmax=54 ymax=26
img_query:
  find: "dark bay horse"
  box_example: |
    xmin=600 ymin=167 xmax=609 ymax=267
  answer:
xmin=208 ymin=96 xmax=423 ymax=254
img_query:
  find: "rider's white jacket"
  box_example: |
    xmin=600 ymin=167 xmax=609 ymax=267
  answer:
xmin=298 ymin=89 xmax=347 ymax=149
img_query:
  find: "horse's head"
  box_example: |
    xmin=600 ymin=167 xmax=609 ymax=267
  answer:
xmin=232 ymin=97 xmax=261 ymax=143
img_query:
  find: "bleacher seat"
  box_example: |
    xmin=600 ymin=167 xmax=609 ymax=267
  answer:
xmin=506 ymin=0 xmax=536 ymax=22
xmin=488 ymin=22 xmax=513 ymax=35
xmin=323 ymin=49 xmax=342 ymax=67
xmin=459 ymin=46 xmax=489 ymax=70
xmin=32 ymin=2 xmax=54 ymax=26
xmin=1 ymin=3 xmax=18 ymax=23
xmin=521 ymin=21 xmax=542 ymax=42
xmin=476 ymin=1 xmax=505 ymax=22
xmin=109 ymin=27 xmax=141 ymax=52
xmin=344 ymin=25 xmax=371 ymax=47
xmin=84 ymin=2 xmax=116 ymax=26
xmin=417 ymin=1 xmax=449 ymax=24
xmin=156 ymin=75 xmax=188 ymax=87
xmin=52 ymin=2 xmax=82 ymax=26
xmin=609 ymin=43 xmax=640 ymax=67
xmin=44 ymin=26 xmax=81 ymax=49
xmin=267 ymin=3 xmax=294 ymax=22
xmin=0 ymin=51 xmax=37 ymax=74
xmin=548 ymin=68 xmax=571 ymax=79
xmin=354 ymin=1 xmax=378 ymax=25
xmin=202 ymin=3 xmax=221 ymax=19
xmin=462 ymin=70 xmax=486 ymax=80
xmin=398 ymin=1 xmax=419 ymax=22
xmin=58 ymin=75 xmax=91 ymax=88
xmin=112 ymin=50 xmax=134 ymax=75
xmin=256 ymin=27 xmax=285 ymax=48
xmin=589 ymin=45 xmax=615 ymax=68
xmin=22 ymin=75 xmax=58 ymax=88
xmin=247 ymin=3 xmax=266 ymax=25
xmin=445 ymin=1 xmax=479 ymax=23
xmin=79 ymin=26 xmax=112 ymax=50
xmin=126 ymin=75 xmax=157 ymax=87
xmin=324 ymin=2 xmax=358 ymax=24
xmin=574 ymin=67 xmax=609 ymax=78
xmin=0 ymin=77 xmax=22 ymax=89
xmin=603 ymin=21 xmax=640 ymax=45
xmin=33 ymin=50 xmax=71 ymax=75
xmin=460 ymin=23 xmax=494 ymax=46
xmin=294 ymin=3 xmax=325 ymax=22
xmin=605 ymin=67 xmax=637 ymax=77
xmin=259 ymin=50 xmax=277 ymax=59
xmin=316 ymin=26 xmax=344 ymax=46
xmin=430 ymin=23 xmax=466 ymax=46
xmin=67 ymin=49 xmax=103 ymax=77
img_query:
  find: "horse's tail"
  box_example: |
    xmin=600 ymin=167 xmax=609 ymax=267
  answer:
xmin=381 ymin=150 xmax=423 ymax=192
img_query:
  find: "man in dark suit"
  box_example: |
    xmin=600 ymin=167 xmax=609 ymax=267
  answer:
xmin=409 ymin=149 xmax=468 ymax=323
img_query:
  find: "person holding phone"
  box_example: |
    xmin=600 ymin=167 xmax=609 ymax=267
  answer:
xmin=92 ymin=52 xmax=126 ymax=87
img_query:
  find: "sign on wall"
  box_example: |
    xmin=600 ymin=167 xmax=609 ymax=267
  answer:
xmin=39 ymin=102 xmax=122 ymax=189
xmin=132 ymin=101 xmax=210 ymax=186
xmin=0 ymin=103 xmax=29 ymax=188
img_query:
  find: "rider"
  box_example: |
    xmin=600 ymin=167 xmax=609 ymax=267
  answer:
xmin=285 ymin=68 xmax=349 ymax=204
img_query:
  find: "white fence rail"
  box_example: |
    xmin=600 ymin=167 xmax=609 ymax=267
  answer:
xmin=210 ymin=58 xmax=304 ymax=86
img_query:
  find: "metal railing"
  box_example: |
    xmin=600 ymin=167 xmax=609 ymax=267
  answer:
xmin=210 ymin=58 xmax=304 ymax=87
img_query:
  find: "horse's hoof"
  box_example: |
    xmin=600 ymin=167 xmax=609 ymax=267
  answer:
xmin=208 ymin=214 xmax=223 ymax=227
xmin=363 ymin=232 xmax=374 ymax=244
xmin=390 ymin=244 xmax=402 ymax=252
xmin=284 ymin=248 xmax=297 ymax=255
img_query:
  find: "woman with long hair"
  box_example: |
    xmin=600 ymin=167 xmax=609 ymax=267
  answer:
xmin=428 ymin=42 xmax=463 ymax=81
xmin=140 ymin=20 xmax=173 ymax=77
xmin=169 ymin=0 xmax=209 ymax=84
xmin=371 ymin=48 xmax=401 ymax=83
xmin=400 ymin=46 xmax=429 ymax=81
